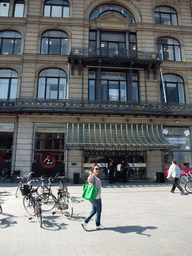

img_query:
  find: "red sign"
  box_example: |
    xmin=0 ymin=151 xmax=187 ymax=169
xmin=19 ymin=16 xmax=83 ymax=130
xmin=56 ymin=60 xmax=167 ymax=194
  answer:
xmin=40 ymin=152 xmax=56 ymax=169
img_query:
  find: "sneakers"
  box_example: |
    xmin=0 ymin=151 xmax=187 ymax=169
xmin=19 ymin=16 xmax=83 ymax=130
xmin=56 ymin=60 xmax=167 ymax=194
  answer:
xmin=81 ymin=221 xmax=87 ymax=231
xmin=96 ymin=225 xmax=106 ymax=230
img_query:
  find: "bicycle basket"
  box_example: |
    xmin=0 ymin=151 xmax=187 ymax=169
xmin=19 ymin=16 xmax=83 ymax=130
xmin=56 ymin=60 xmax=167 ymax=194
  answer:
xmin=21 ymin=184 xmax=32 ymax=196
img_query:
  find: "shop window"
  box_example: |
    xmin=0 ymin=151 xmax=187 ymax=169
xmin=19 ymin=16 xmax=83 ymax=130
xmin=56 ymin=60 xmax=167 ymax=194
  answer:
xmin=89 ymin=4 xmax=135 ymax=23
xmin=160 ymin=74 xmax=185 ymax=104
xmin=155 ymin=6 xmax=178 ymax=26
xmin=0 ymin=0 xmax=10 ymax=17
xmin=163 ymin=126 xmax=191 ymax=167
xmin=0 ymin=69 xmax=18 ymax=100
xmin=13 ymin=0 xmax=24 ymax=17
xmin=44 ymin=0 xmax=70 ymax=18
xmin=37 ymin=68 xmax=67 ymax=100
xmin=157 ymin=37 xmax=181 ymax=61
xmin=0 ymin=123 xmax=14 ymax=174
xmin=41 ymin=30 xmax=68 ymax=55
xmin=89 ymin=71 xmax=139 ymax=102
xmin=33 ymin=123 xmax=65 ymax=177
xmin=0 ymin=31 xmax=21 ymax=55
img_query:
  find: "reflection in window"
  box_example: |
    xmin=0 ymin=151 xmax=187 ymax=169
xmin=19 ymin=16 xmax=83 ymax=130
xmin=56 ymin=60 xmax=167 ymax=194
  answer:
xmin=155 ymin=6 xmax=178 ymax=25
xmin=157 ymin=37 xmax=181 ymax=61
xmin=0 ymin=31 xmax=21 ymax=55
xmin=37 ymin=69 xmax=67 ymax=100
xmin=13 ymin=0 xmax=25 ymax=17
xmin=44 ymin=0 xmax=69 ymax=18
xmin=0 ymin=69 xmax=18 ymax=100
xmin=160 ymin=74 xmax=185 ymax=104
xmin=41 ymin=30 xmax=68 ymax=55
xmin=89 ymin=4 xmax=135 ymax=23
xmin=89 ymin=71 xmax=139 ymax=102
xmin=0 ymin=0 xmax=10 ymax=17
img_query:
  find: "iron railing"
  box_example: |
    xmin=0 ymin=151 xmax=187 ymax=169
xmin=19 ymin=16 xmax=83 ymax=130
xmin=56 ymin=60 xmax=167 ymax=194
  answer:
xmin=69 ymin=48 xmax=160 ymax=61
xmin=0 ymin=98 xmax=191 ymax=117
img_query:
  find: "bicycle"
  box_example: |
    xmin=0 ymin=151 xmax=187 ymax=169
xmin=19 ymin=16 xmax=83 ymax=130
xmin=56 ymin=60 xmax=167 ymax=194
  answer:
xmin=22 ymin=180 xmax=43 ymax=227
xmin=15 ymin=172 xmax=34 ymax=197
xmin=39 ymin=176 xmax=73 ymax=219
xmin=184 ymin=171 xmax=192 ymax=193
xmin=36 ymin=173 xmax=60 ymax=196
xmin=0 ymin=203 xmax=2 ymax=214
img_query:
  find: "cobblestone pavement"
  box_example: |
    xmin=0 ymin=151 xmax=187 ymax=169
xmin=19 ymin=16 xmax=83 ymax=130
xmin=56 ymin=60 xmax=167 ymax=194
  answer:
xmin=0 ymin=181 xmax=192 ymax=256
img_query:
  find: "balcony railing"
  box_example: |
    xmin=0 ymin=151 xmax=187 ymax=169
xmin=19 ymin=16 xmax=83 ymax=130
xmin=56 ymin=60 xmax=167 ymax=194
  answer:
xmin=0 ymin=98 xmax=192 ymax=117
xmin=69 ymin=48 xmax=160 ymax=61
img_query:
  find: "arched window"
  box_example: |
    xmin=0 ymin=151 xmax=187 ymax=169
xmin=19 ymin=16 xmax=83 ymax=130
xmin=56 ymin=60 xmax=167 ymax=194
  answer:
xmin=13 ymin=0 xmax=25 ymax=17
xmin=155 ymin=6 xmax=178 ymax=26
xmin=157 ymin=38 xmax=181 ymax=61
xmin=0 ymin=31 xmax=21 ymax=55
xmin=41 ymin=30 xmax=68 ymax=55
xmin=160 ymin=74 xmax=185 ymax=104
xmin=44 ymin=0 xmax=69 ymax=18
xmin=0 ymin=69 xmax=18 ymax=99
xmin=0 ymin=0 xmax=10 ymax=17
xmin=37 ymin=69 xmax=67 ymax=99
xmin=89 ymin=4 xmax=135 ymax=23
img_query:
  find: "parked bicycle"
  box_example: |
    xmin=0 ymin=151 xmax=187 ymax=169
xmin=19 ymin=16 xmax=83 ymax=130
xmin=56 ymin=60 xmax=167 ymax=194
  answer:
xmin=39 ymin=176 xmax=73 ymax=219
xmin=15 ymin=172 xmax=34 ymax=197
xmin=179 ymin=171 xmax=192 ymax=193
xmin=22 ymin=180 xmax=43 ymax=227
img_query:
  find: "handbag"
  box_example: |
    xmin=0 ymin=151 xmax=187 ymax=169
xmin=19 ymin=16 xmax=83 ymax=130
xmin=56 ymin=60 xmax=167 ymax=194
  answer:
xmin=82 ymin=176 xmax=99 ymax=201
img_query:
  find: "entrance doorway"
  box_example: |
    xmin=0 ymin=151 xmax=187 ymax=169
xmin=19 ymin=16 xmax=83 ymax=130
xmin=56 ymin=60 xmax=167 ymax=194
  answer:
xmin=83 ymin=150 xmax=147 ymax=182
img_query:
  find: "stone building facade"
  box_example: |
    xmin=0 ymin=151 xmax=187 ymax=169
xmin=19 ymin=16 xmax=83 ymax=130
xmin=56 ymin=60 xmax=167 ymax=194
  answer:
xmin=0 ymin=0 xmax=192 ymax=182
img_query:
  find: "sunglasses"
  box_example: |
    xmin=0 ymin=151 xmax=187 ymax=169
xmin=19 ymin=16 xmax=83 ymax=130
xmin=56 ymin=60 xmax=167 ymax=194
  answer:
xmin=95 ymin=167 xmax=100 ymax=170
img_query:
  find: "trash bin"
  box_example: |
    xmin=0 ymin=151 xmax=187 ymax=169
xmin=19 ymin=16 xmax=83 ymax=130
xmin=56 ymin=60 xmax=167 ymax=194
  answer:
xmin=73 ymin=173 xmax=80 ymax=184
xmin=156 ymin=172 xmax=165 ymax=183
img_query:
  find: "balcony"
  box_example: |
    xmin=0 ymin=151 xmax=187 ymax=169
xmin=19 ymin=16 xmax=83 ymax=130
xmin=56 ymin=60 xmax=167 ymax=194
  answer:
xmin=0 ymin=98 xmax=192 ymax=118
xmin=68 ymin=47 xmax=161 ymax=78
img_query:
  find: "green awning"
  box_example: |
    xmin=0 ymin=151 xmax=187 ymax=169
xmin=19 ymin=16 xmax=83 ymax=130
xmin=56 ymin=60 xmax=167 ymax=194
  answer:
xmin=65 ymin=123 xmax=178 ymax=150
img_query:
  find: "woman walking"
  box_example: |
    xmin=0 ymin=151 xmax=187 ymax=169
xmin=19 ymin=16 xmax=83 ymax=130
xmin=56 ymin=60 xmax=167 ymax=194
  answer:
xmin=81 ymin=165 xmax=106 ymax=231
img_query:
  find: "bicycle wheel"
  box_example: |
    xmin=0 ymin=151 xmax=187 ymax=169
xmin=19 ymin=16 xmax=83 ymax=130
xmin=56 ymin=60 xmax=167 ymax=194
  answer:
xmin=39 ymin=193 xmax=55 ymax=211
xmin=35 ymin=201 xmax=42 ymax=227
xmin=23 ymin=195 xmax=35 ymax=216
xmin=185 ymin=181 xmax=192 ymax=193
xmin=0 ymin=204 xmax=2 ymax=214
xmin=58 ymin=196 xmax=73 ymax=219
xmin=36 ymin=185 xmax=49 ymax=196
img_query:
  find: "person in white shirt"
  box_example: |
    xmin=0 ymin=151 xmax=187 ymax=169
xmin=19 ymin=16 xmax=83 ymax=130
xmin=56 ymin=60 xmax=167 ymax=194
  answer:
xmin=167 ymin=159 xmax=184 ymax=195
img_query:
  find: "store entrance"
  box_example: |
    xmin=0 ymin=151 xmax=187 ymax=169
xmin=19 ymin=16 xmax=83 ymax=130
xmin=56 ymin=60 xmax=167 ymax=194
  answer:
xmin=83 ymin=150 xmax=147 ymax=182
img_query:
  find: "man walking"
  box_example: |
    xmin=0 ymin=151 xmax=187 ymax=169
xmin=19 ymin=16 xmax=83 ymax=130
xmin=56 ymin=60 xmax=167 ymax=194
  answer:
xmin=167 ymin=159 xmax=184 ymax=195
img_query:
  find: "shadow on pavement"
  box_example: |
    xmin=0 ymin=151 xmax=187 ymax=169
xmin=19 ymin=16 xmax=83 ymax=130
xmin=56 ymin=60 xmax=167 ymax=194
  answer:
xmin=0 ymin=213 xmax=18 ymax=228
xmin=41 ymin=215 xmax=68 ymax=231
xmin=106 ymin=225 xmax=157 ymax=236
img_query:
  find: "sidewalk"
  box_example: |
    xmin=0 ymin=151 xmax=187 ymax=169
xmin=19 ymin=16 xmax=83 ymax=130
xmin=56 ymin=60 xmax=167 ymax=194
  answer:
xmin=0 ymin=181 xmax=192 ymax=256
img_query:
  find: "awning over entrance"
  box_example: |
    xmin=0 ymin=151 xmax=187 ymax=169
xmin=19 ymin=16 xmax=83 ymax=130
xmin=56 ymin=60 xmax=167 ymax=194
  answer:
xmin=65 ymin=123 xmax=178 ymax=150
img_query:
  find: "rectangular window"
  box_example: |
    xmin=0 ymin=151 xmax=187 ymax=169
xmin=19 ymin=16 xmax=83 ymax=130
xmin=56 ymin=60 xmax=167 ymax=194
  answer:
xmin=10 ymin=79 xmax=17 ymax=99
xmin=44 ymin=6 xmax=50 ymax=17
xmin=0 ymin=79 xmax=9 ymax=99
xmin=164 ymin=126 xmax=192 ymax=168
xmin=14 ymin=4 xmax=24 ymax=17
xmin=41 ymin=38 xmax=49 ymax=54
xmin=52 ymin=6 xmax=62 ymax=17
xmin=0 ymin=2 xmax=9 ymax=16
xmin=63 ymin=6 xmax=69 ymax=17
xmin=2 ymin=39 xmax=14 ymax=54
xmin=46 ymin=78 xmax=58 ymax=99
xmin=37 ymin=78 xmax=45 ymax=98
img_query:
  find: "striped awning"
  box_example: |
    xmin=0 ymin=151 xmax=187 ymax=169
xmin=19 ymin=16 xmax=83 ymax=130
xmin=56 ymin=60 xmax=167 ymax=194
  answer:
xmin=65 ymin=123 xmax=178 ymax=150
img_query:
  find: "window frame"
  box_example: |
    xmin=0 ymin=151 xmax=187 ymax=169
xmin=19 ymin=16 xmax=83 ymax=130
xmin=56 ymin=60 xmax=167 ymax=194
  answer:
xmin=43 ymin=0 xmax=70 ymax=18
xmin=88 ymin=70 xmax=139 ymax=103
xmin=37 ymin=68 xmax=67 ymax=100
xmin=157 ymin=37 xmax=181 ymax=61
xmin=154 ymin=6 xmax=178 ymax=26
xmin=0 ymin=69 xmax=18 ymax=100
xmin=0 ymin=0 xmax=10 ymax=17
xmin=13 ymin=0 xmax=25 ymax=17
xmin=41 ymin=30 xmax=69 ymax=55
xmin=160 ymin=74 xmax=185 ymax=104
xmin=0 ymin=31 xmax=21 ymax=55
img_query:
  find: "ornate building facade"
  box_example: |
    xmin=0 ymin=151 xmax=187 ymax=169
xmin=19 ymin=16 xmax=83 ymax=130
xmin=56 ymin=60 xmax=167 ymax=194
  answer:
xmin=0 ymin=0 xmax=192 ymax=181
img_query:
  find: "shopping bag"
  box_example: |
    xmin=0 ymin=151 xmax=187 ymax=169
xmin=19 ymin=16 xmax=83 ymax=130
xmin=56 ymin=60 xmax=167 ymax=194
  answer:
xmin=82 ymin=183 xmax=99 ymax=201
